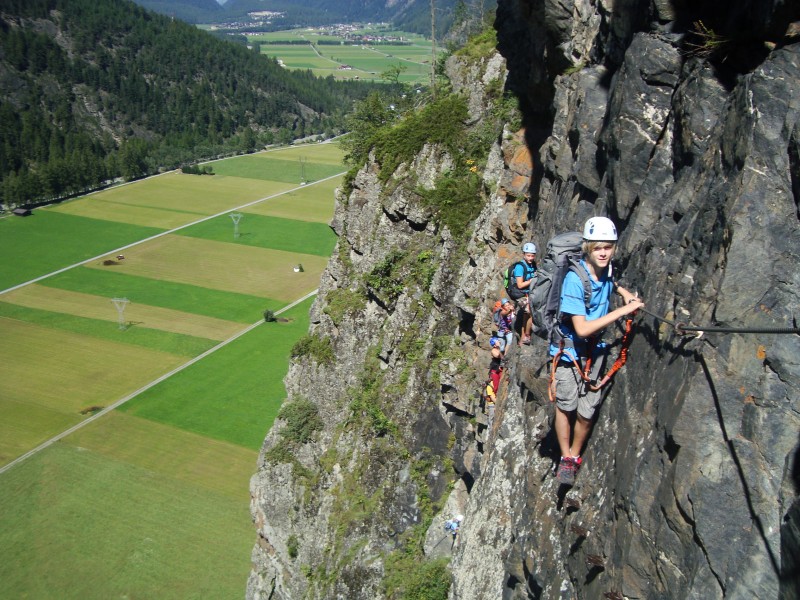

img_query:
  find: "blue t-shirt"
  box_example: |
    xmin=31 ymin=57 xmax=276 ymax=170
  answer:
xmin=512 ymin=261 xmax=536 ymax=294
xmin=549 ymin=260 xmax=614 ymax=361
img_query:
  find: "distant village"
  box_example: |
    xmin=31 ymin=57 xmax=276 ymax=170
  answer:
xmin=214 ymin=18 xmax=410 ymax=45
xmin=207 ymin=11 xmax=285 ymax=32
xmin=314 ymin=23 xmax=409 ymax=44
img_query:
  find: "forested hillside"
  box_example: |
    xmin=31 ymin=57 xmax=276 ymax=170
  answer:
xmin=133 ymin=0 xmax=222 ymax=24
xmin=0 ymin=0 xmax=373 ymax=208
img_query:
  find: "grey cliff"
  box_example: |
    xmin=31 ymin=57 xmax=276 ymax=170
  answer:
xmin=249 ymin=0 xmax=800 ymax=598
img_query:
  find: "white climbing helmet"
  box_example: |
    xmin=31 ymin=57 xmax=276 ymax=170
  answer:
xmin=583 ymin=216 xmax=618 ymax=241
xmin=455 ymin=514 xmax=464 ymax=522
xmin=523 ymin=242 xmax=537 ymax=254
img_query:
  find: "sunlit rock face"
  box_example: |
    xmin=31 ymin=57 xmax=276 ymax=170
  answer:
xmin=247 ymin=1 xmax=800 ymax=598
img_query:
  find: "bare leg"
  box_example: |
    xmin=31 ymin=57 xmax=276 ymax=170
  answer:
xmin=570 ymin=414 xmax=593 ymax=457
xmin=555 ymin=407 xmax=574 ymax=457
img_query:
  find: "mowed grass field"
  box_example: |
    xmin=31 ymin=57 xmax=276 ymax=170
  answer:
xmin=86 ymin=235 xmax=330 ymax=300
xmin=0 ymin=211 xmax=164 ymax=290
xmin=118 ymin=297 xmax=314 ymax=450
xmin=0 ymin=298 xmax=312 ymax=599
xmin=0 ymin=317 xmax=189 ymax=464
xmin=243 ymin=175 xmax=340 ymax=223
xmin=0 ymin=442 xmax=255 ymax=599
xmin=39 ymin=267 xmax=279 ymax=322
xmin=256 ymin=28 xmax=435 ymax=83
xmin=48 ymin=172 xmax=297 ymax=228
xmin=0 ymin=143 xmax=342 ymax=598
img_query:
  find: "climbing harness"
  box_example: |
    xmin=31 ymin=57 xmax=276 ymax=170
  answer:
xmin=548 ymin=314 xmax=636 ymax=402
xmin=546 ymin=303 xmax=799 ymax=402
xmin=586 ymin=316 xmax=635 ymax=391
xmin=545 ymin=295 xmax=799 ymax=403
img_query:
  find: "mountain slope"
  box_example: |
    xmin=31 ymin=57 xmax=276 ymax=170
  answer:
xmin=0 ymin=0 xmax=371 ymax=206
xmin=133 ymin=0 xmax=222 ymax=23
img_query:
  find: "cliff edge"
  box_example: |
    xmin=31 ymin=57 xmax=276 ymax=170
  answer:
xmin=248 ymin=1 xmax=800 ymax=598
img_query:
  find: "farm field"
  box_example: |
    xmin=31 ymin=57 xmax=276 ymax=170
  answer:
xmin=0 ymin=301 xmax=216 ymax=356
xmin=48 ymin=172 xmax=297 ymax=228
xmin=0 ymin=318 xmax=189 ymax=466
xmin=1 ymin=284 xmax=244 ymax=340
xmin=210 ymin=149 xmax=345 ymax=182
xmin=243 ymin=175 xmax=340 ymax=223
xmin=0 ymin=143 xmax=342 ymax=598
xmin=255 ymin=27 xmax=436 ymax=83
xmin=0 ymin=211 xmax=164 ymax=290
xmin=38 ymin=267 xmax=277 ymax=322
xmin=175 ymin=213 xmax=336 ymax=256
xmin=119 ymin=297 xmax=314 ymax=450
xmin=0 ymin=143 xmax=345 ymax=293
xmin=0 ymin=442 xmax=255 ymax=599
xmin=85 ymin=235 xmax=330 ymax=300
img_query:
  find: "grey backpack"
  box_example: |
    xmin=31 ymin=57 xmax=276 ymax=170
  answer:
xmin=529 ymin=232 xmax=592 ymax=347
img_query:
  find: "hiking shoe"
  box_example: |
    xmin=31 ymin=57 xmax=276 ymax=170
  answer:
xmin=557 ymin=456 xmax=580 ymax=485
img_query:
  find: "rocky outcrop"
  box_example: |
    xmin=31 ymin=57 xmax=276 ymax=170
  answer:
xmin=248 ymin=1 xmax=800 ymax=598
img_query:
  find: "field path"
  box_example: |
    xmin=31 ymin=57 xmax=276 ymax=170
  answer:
xmin=0 ymin=168 xmax=344 ymax=297
xmin=0 ymin=289 xmax=317 ymax=476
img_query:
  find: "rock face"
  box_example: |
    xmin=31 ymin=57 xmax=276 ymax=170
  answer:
xmin=248 ymin=1 xmax=800 ymax=598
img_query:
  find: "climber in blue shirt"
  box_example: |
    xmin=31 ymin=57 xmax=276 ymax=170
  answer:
xmin=551 ymin=217 xmax=643 ymax=485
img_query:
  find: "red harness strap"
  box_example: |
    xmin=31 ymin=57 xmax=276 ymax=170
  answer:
xmin=586 ymin=316 xmax=634 ymax=391
xmin=548 ymin=316 xmax=636 ymax=401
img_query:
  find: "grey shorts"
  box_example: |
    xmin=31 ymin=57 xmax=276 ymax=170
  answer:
xmin=554 ymin=352 xmax=607 ymax=420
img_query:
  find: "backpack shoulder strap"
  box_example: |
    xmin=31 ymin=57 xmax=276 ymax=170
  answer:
xmin=514 ymin=261 xmax=535 ymax=286
xmin=567 ymin=259 xmax=592 ymax=312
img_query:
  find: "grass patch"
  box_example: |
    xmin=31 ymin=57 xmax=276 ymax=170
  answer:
xmin=291 ymin=333 xmax=335 ymax=365
xmin=0 ymin=317 xmax=185 ymax=416
xmin=0 ymin=301 xmax=216 ymax=356
xmin=67 ymin=412 xmax=258 ymax=501
xmin=0 ymin=211 xmax=165 ymax=290
xmin=384 ymin=555 xmax=451 ymax=600
xmin=118 ymin=298 xmax=314 ymax=450
xmin=2 ymin=284 xmax=245 ymax=341
xmin=242 ymin=176 xmax=341 ymax=224
xmin=346 ymin=347 xmax=396 ymax=438
xmin=323 ymin=287 xmax=367 ymax=326
xmin=0 ymin=443 xmax=253 ymax=599
xmin=364 ymin=249 xmax=437 ymax=308
xmin=39 ymin=267 xmax=278 ymax=323
xmin=371 ymin=94 xmax=469 ymax=182
xmin=49 ymin=172 xmax=296 ymax=226
xmin=85 ymin=235 xmax=330 ymax=301
xmin=208 ymin=155 xmax=344 ymax=184
xmin=176 ymin=213 xmax=337 ymax=257
xmin=275 ymin=397 xmax=323 ymax=444
xmin=453 ymin=25 xmax=497 ymax=59
xmin=418 ymin=168 xmax=485 ymax=238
